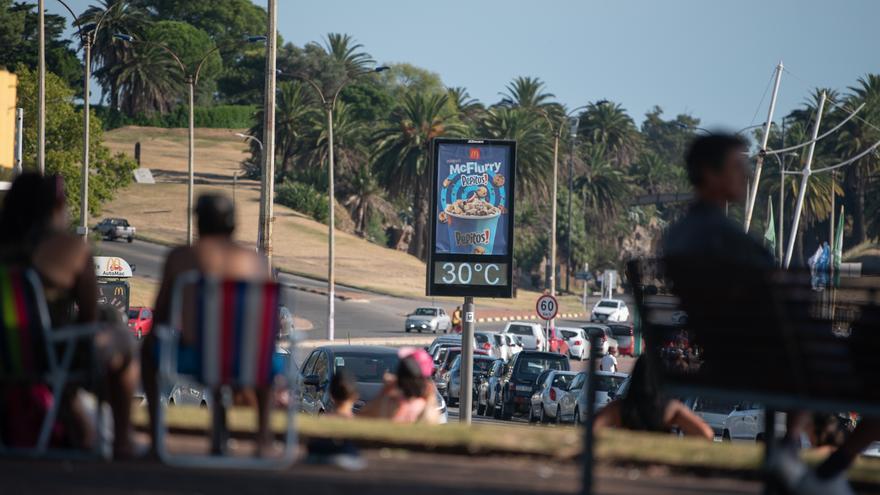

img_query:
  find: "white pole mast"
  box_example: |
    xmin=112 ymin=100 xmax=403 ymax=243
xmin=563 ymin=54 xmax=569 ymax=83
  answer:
xmin=744 ymin=61 xmax=784 ymax=233
xmin=784 ymin=91 xmax=826 ymax=269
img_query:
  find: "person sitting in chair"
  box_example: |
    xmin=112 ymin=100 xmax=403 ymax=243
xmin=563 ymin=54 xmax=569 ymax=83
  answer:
xmin=143 ymin=193 xmax=271 ymax=456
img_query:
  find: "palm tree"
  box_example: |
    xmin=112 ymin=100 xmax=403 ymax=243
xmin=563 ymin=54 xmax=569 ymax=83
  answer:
xmin=447 ymin=86 xmax=484 ymax=128
xmin=574 ymin=143 xmax=629 ymax=230
xmin=372 ymin=92 xmax=464 ymax=259
xmin=306 ymin=101 xmax=366 ymax=180
xmin=246 ymin=80 xmax=317 ymax=178
xmin=114 ymin=42 xmax=180 ymax=115
xmin=577 ymin=101 xmax=641 ymax=167
xmin=322 ymin=33 xmax=375 ymax=76
xmin=499 ymin=76 xmax=555 ymax=109
xmin=79 ymin=0 xmax=151 ymax=112
xmin=836 ymin=76 xmax=880 ymax=243
xmin=480 ymin=106 xmax=552 ymax=199
xmin=343 ymin=163 xmax=385 ymax=235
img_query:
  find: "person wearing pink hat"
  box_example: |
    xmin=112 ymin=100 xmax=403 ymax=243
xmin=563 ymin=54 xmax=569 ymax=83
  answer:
xmin=360 ymin=347 xmax=439 ymax=423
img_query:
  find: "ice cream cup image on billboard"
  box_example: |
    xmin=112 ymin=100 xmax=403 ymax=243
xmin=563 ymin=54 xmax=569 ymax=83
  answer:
xmin=444 ymin=197 xmax=502 ymax=255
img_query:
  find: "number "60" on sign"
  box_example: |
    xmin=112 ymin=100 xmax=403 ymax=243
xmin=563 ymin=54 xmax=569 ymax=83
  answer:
xmin=536 ymin=295 xmax=558 ymax=320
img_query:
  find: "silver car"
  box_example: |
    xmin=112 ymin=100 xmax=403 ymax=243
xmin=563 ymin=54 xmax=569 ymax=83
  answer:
xmin=529 ymin=370 xmax=577 ymax=424
xmin=557 ymin=371 xmax=628 ymax=424
xmin=405 ymin=307 xmax=452 ymax=333
xmin=476 ymin=359 xmax=505 ymax=416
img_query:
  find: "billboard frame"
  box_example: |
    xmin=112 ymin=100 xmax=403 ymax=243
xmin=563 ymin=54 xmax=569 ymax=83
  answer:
xmin=426 ymin=137 xmax=516 ymax=298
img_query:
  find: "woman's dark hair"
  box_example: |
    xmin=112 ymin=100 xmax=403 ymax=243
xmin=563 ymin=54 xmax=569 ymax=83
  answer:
xmin=685 ymin=134 xmax=747 ymax=186
xmin=329 ymin=369 xmax=358 ymax=403
xmin=396 ymin=356 xmax=427 ymax=399
xmin=0 ymin=173 xmax=66 ymax=247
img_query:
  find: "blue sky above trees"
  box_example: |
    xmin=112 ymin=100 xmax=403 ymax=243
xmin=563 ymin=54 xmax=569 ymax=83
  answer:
xmin=54 ymin=0 xmax=879 ymax=129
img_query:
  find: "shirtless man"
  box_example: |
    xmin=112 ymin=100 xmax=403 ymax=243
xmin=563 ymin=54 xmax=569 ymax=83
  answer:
xmin=142 ymin=193 xmax=270 ymax=455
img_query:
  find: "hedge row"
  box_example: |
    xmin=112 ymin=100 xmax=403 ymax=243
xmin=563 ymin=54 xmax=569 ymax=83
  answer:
xmin=97 ymin=105 xmax=258 ymax=130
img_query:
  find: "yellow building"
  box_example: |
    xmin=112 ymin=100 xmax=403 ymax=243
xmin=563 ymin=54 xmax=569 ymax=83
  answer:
xmin=0 ymin=70 xmax=17 ymax=169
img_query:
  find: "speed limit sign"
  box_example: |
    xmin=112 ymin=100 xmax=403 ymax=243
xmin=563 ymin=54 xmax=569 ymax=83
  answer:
xmin=536 ymin=294 xmax=558 ymax=320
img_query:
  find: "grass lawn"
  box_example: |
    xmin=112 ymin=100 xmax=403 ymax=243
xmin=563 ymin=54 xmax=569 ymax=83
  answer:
xmin=98 ymin=126 xmax=587 ymax=313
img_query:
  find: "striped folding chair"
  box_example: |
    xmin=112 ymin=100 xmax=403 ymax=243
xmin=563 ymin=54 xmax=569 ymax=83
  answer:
xmin=156 ymin=271 xmax=297 ymax=469
xmin=0 ymin=266 xmax=104 ymax=458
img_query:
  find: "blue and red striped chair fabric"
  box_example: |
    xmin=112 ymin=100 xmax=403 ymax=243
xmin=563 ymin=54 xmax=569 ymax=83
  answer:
xmin=0 ymin=267 xmax=48 ymax=381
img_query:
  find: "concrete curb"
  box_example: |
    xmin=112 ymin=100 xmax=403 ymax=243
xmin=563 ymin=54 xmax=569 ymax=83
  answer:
xmin=299 ymin=336 xmax=436 ymax=349
xmin=475 ymin=312 xmax=586 ymax=323
xmin=292 ymin=286 xmax=366 ymax=302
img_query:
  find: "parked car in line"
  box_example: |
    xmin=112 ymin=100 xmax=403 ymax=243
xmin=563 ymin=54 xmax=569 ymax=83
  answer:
xmin=547 ymin=327 xmax=571 ymax=356
xmin=127 ymin=306 xmax=153 ymax=339
xmin=502 ymin=321 xmax=547 ymax=351
xmin=686 ymin=397 xmax=740 ymax=437
xmin=557 ymin=371 xmax=628 ymax=424
xmin=581 ymin=324 xmax=613 ymax=356
xmin=590 ymin=299 xmax=630 ymax=323
xmin=435 ymin=347 xmax=489 ymax=395
xmin=476 ymin=359 xmax=505 ymax=416
xmin=607 ymin=322 xmax=634 ymax=356
xmin=492 ymin=333 xmax=522 ymax=361
xmin=557 ymin=327 xmax=588 ymax=360
xmin=721 ymin=403 xmax=786 ymax=442
xmin=299 ymin=345 xmax=398 ymax=415
xmin=444 ymin=354 xmax=497 ymax=407
xmin=670 ymin=310 xmax=688 ymax=325
xmin=495 ymin=351 xmax=570 ymax=420
xmin=405 ymin=307 xmax=452 ymax=333
xmin=529 ymin=370 xmax=577 ymax=424
xmin=94 ymin=217 xmax=135 ymax=242
xmin=168 ymin=381 xmax=210 ymax=407
xmin=474 ymin=331 xmax=499 ymax=357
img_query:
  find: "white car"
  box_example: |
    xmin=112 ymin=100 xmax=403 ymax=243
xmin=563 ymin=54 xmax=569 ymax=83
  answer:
xmin=492 ymin=332 xmax=522 ymax=361
xmin=529 ymin=370 xmax=577 ymax=424
xmin=721 ymin=402 xmax=786 ymax=442
xmin=557 ymin=371 xmax=629 ymax=424
xmin=687 ymin=397 xmax=740 ymax=437
xmin=405 ymin=307 xmax=452 ymax=333
xmin=557 ymin=327 xmax=589 ymax=360
xmin=502 ymin=321 xmax=547 ymax=351
xmin=590 ymin=299 xmax=630 ymax=323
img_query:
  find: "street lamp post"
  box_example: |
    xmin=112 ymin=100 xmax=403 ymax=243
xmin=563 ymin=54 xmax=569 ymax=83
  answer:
xmin=291 ymin=65 xmax=388 ymax=340
xmin=565 ymin=117 xmax=578 ymax=293
xmin=55 ymin=0 xmax=113 ymax=241
xmin=283 ymin=66 xmax=389 ymax=341
xmin=37 ymin=0 xmax=46 ymax=174
xmin=115 ymin=34 xmax=266 ymax=245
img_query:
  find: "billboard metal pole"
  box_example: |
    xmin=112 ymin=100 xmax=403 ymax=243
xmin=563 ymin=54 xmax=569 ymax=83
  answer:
xmin=459 ymin=296 xmax=475 ymax=424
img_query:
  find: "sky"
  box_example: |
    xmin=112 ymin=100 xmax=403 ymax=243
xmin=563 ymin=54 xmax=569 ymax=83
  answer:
xmin=53 ymin=0 xmax=880 ymax=130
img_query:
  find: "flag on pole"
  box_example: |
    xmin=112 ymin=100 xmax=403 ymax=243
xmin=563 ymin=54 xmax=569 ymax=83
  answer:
xmin=764 ymin=201 xmax=776 ymax=256
xmin=833 ymin=205 xmax=844 ymax=286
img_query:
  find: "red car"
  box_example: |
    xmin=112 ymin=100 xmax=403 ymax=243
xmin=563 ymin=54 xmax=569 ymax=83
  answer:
xmin=128 ymin=306 xmax=153 ymax=338
xmin=547 ymin=327 xmax=571 ymax=356
xmin=607 ymin=323 xmax=635 ymax=356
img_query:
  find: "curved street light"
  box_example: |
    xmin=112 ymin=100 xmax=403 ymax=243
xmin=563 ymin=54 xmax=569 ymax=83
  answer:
xmin=115 ymin=33 xmax=267 ymax=245
xmin=54 ymin=0 xmax=114 ymax=240
xmin=278 ymin=65 xmax=390 ymax=341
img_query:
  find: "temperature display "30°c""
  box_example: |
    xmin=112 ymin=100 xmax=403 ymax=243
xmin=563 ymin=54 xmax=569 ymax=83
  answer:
xmin=433 ymin=262 xmax=508 ymax=286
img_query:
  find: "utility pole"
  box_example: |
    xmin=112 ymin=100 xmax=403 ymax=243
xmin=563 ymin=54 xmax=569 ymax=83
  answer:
xmin=566 ymin=118 xmax=577 ymax=294
xmin=37 ymin=0 xmax=46 ymax=173
xmin=744 ymin=61 xmax=784 ymax=233
xmin=80 ymin=35 xmax=92 ymax=240
xmin=784 ymin=92 xmax=826 ymax=269
xmin=258 ymin=0 xmax=278 ymax=265
xmin=549 ymin=129 xmax=559 ymax=301
xmin=14 ymin=108 xmax=23 ymax=175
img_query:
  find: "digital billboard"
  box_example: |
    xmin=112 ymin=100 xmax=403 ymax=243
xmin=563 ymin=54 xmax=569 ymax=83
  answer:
xmin=427 ymin=138 xmax=516 ymax=298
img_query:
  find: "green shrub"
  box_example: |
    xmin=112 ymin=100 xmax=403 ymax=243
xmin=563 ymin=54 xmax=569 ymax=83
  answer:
xmin=275 ymin=181 xmax=329 ymax=223
xmin=97 ymin=105 xmax=258 ymax=130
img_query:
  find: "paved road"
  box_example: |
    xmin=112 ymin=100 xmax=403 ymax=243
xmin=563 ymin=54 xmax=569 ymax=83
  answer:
xmin=98 ymin=239 xmax=590 ymax=340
